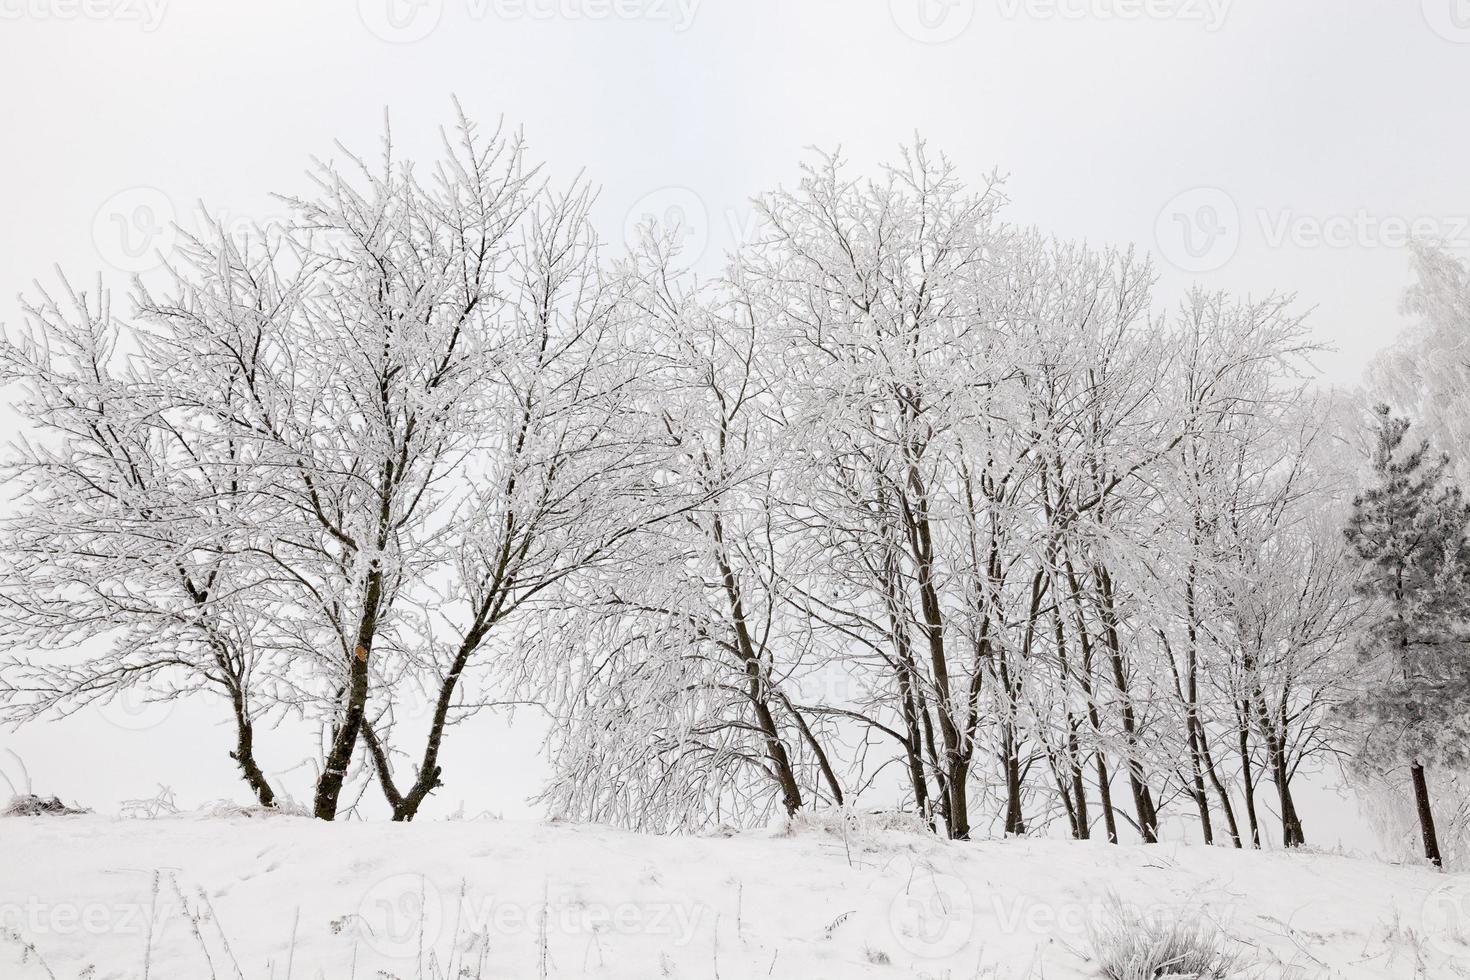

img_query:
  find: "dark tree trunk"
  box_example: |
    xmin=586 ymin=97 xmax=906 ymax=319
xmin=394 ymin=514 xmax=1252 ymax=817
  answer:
xmin=1269 ymin=740 xmax=1305 ymax=847
xmin=896 ymin=651 xmax=933 ymax=826
xmin=1051 ymin=751 xmax=1080 ymax=839
xmin=1197 ymin=725 xmax=1241 ymax=848
xmin=1236 ymin=697 xmax=1262 ymax=847
xmin=918 ymin=695 xmax=953 ymax=836
xmin=1095 ymin=564 xmax=1158 ymax=842
xmin=1184 ymin=720 xmax=1213 ymax=845
xmin=228 ymin=687 xmax=275 ymax=809
xmin=1059 ymin=553 xmax=1118 ymax=843
xmin=1049 ymin=576 xmax=1089 ymax=839
xmin=1069 ymin=726 xmax=1090 ymax=840
xmin=713 ymin=518 xmax=804 ymax=816
xmin=1094 ymin=752 xmax=1119 ymax=843
xmin=882 ymin=557 xmax=934 ymax=829
xmin=1238 ymin=726 xmax=1261 ymax=848
xmin=1278 ymin=780 xmax=1305 ymax=848
xmin=1254 ymin=693 xmax=1304 ymax=847
xmin=900 ymin=443 xmax=972 ymax=841
xmin=1181 ymin=567 xmax=1213 ymax=845
xmin=775 ymin=692 xmax=844 ymax=806
xmin=1410 ymin=760 xmax=1443 ymax=869
xmin=314 ymin=568 xmax=382 ymax=820
xmin=191 ymin=582 xmax=277 ymax=810
xmin=1002 ymin=734 xmax=1026 ymax=836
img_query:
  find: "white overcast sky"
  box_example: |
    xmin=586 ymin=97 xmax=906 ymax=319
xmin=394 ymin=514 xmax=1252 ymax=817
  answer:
xmin=0 ymin=0 xmax=1466 ymax=835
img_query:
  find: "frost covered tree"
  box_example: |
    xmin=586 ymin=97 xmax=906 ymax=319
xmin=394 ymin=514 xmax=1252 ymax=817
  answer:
xmin=0 ymin=278 xmax=283 ymax=806
xmin=1342 ymin=404 xmax=1470 ymax=867
xmin=4 ymin=111 xmax=1437 ymax=846
xmin=1369 ymin=244 xmax=1470 ymax=483
xmin=1202 ymin=427 xmax=1361 ymax=849
xmin=732 ymin=145 xmax=1016 ymax=840
xmin=133 ymin=114 xmax=548 ymax=819
xmin=1 ymin=109 xmax=686 ymax=821
xmin=535 ymin=244 xmax=840 ymax=829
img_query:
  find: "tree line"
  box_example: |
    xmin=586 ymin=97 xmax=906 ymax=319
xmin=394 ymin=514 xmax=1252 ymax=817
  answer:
xmin=0 ymin=112 xmax=1465 ymax=863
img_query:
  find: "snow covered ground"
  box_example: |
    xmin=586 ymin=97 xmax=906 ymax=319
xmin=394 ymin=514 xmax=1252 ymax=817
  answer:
xmin=0 ymin=812 xmax=1464 ymax=979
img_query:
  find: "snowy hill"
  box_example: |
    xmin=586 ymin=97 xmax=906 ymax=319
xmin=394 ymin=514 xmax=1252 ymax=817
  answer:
xmin=0 ymin=814 xmax=1462 ymax=979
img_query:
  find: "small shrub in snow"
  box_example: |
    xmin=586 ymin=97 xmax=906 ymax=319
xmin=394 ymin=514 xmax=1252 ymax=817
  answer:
xmin=3 ymin=793 xmax=89 ymax=816
xmin=1089 ymin=898 xmax=1244 ymax=979
xmin=198 ymin=798 xmax=311 ymax=818
xmin=782 ymin=807 xmax=930 ymax=840
xmin=863 ymin=945 xmax=892 ymax=965
xmin=120 ymin=784 xmax=181 ymax=819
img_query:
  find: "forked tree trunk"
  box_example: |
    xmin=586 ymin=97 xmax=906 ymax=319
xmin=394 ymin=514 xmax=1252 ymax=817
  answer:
xmin=1236 ymin=693 xmax=1262 ymax=847
xmin=715 ymin=517 xmax=805 ymax=816
xmin=1253 ymin=691 xmax=1304 ymax=847
xmin=315 ymin=565 xmax=385 ymax=820
xmin=1060 ymin=553 xmax=1118 ymax=843
xmin=1197 ymin=726 xmax=1241 ymax=848
xmin=1094 ymin=563 xmax=1159 ymax=842
xmin=1049 ymin=597 xmax=1090 ymax=839
xmin=1238 ymin=727 xmax=1262 ymax=848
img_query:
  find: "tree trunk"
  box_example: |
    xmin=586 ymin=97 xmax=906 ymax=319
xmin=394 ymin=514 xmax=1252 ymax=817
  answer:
xmin=1094 ymin=563 xmax=1158 ymax=842
xmin=1060 ymin=553 xmax=1118 ymax=843
xmin=775 ymin=692 xmax=844 ymax=807
xmin=883 ymin=557 xmax=934 ymax=829
xmin=1410 ymin=760 xmax=1443 ymax=869
xmin=314 ymin=568 xmax=382 ymax=820
xmin=228 ymin=687 xmax=275 ymax=809
xmin=1049 ymin=578 xmax=1089 ymax=839
xmin=915 ymin=552 xmax=966 ymax=837
xmin=1236 ymin=700 xmax=1261 ymax=848
xmin=1254 ymin=692 xmax=1304 ymax=847
xmin=1197 ymin=724 xmax=1241 ymax=848
xmin=1185 ymin=722 xmax=1213 ymax=845
xmin=1002 ymin=733 xmax=1025 ymax=836
xmin=1094 ymin=752 xmax=1119 ymax=843
xmin=1181 ymin=564 xmax=1213 ymax=845
xmin=712 ymin=518 xmax=803 ymax=816
xmin=896 ymin=655 xmax=933 ymax=826
xmin=1278 ymin=778 xmax=1305 ymax=848
xmin=1268 ymin=737 xmax=1304 ymax=847
xmin=1069 ymin=725 xmax=1090 ymax=840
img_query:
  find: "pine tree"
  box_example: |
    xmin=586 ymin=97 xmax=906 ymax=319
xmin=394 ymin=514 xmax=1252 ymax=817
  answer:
xmin=1343 ymin=404 xmax=1470 ymax=868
